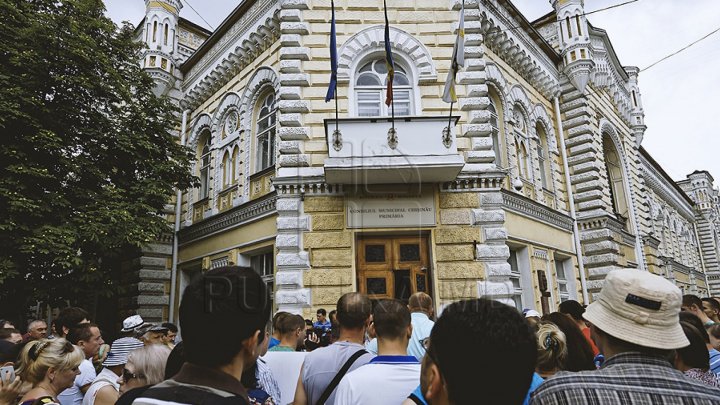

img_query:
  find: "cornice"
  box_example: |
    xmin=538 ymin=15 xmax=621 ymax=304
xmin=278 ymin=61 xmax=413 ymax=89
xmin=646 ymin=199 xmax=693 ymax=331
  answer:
xmin=178 ymin=193 xmax=277 ymax=245
xmin=500 ymin=189 xmax=574 ymax=232
xmin=639 ymin=153 xmax=695 ymax=222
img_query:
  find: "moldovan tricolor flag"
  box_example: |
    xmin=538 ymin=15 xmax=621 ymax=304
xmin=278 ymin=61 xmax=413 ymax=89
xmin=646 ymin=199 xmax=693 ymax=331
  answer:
xmin=325 ymin=0 xmax=338 ymax=102
xmin=442 ymin=3 xmax=465 ymax=103
xmin=383 ymin=0 xmax=395 ymax=106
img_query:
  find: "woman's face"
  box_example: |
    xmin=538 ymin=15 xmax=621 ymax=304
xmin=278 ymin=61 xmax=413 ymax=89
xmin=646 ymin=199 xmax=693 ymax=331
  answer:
xmin=118 ymin=360 xmax=147 ymax=396
xmin=53 ymin=365 xmax=80 ymax=392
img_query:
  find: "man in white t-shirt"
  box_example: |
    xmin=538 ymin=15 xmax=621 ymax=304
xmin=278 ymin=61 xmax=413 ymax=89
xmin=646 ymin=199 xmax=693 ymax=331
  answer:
xmin=335 ymin=299 xmax=420 ymax=405
xmin=59 ymin=323 xmax=104 ymax=405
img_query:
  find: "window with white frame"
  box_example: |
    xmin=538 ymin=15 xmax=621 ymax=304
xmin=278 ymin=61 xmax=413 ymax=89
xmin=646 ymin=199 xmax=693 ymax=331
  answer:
xmin=488 ymin=98 xmax=502 ymax=165
xmin=554 ymin=259 xmax=570 ymax=302
xmin=537 ymin=124 xmax=551 ymax=189
xmin=251 ymin=251 xmax=274 ymax=307
xmin=355 ymin=59 xmax=412 ymax=117
xmin=255 ymin=92 xmax=276 ymax=172
xmin=198 ymin=133 xmax=211 ymax=199
xmin=508 ymin=249 xmax=524 ymax=311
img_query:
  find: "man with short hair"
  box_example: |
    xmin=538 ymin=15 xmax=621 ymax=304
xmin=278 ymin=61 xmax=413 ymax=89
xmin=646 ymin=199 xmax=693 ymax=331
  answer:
xmin=60 ymin=323 xmax=105 ymax=405
xmin=410 ymin=298 xmax=535 ymax=405
xmin=132 ymin=266 xmax=271 ymax=405
xmin=532 ymin=269 xmax=720 ymax=404
xmin=314 ymin=308 xmax=332 ymax=346
xmin=55 ymin=306 xmax=90 ymax=337
xmin=25 ymin=319 xmax=48 ymax=342
xmin=683 ymin=294 xmax=715 ymax=327
xmin=702 ymin=298 xmax=720 ymax=324
xmin=406 ymin=293 xmax=435 ymax=360
xmin=294 ymin=293 xmax=375 ymax=405
xmin=336 ymin=299 xmax=419 ymax=404
xmin=268 ymin=314 xmax=305 ymax=352
xmin=161 ymin=322 xmax=178 ymax=348
xmin=269 ymin=311 xmax=290 ymax=350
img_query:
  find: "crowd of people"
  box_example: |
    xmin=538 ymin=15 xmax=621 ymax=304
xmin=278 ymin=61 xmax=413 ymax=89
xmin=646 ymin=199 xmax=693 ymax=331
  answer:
xmin=1 ymin=265 xmax=720 ymax=404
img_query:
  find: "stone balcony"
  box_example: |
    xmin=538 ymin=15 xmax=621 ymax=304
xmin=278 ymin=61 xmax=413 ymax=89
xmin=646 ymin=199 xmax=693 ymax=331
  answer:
xmin=323 ymin=116 xmax=465 ymax=184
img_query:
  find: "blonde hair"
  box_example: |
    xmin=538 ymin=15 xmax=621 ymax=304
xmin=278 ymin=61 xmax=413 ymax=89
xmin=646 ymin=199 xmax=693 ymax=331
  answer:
xmin=127 ymin=344 xmax=171 ymax=385
xmin=536 ymin=322 xmax=567 ymax=374
xmin=17 ymin=338 xmax=84 ymax=384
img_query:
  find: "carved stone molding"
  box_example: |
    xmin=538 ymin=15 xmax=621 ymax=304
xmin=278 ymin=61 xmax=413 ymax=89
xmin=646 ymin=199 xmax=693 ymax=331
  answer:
xmin=501 ymin=190 xmax=573 ymax=231
xmin=179 ymin=194 xmax=277 ymax=244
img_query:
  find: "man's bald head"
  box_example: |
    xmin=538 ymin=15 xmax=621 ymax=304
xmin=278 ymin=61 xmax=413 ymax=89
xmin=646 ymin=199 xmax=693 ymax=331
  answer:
xmin=408 ymin=292 xmax=433 ymax=315
xmin=336 ymin=292 xmax=372 ymax=329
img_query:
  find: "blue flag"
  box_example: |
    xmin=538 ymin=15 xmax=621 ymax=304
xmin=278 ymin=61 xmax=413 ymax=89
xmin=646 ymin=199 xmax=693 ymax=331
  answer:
xmin=325 ymin=0 xmax=338 ymax=102
xmin=383 ymin=0 xmax=394 ymax=106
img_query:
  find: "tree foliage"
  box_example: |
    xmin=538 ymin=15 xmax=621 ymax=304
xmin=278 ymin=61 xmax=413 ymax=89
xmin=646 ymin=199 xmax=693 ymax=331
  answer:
xmin=0 ymin=0 xmax=195 ymax=310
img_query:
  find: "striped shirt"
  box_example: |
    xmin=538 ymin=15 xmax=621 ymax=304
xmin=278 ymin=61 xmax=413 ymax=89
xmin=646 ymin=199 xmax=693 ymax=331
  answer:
xmin=530 ymin=352 xmax=720 ymax=405
xmin=709 ymin=348 xmax=720 ymax=375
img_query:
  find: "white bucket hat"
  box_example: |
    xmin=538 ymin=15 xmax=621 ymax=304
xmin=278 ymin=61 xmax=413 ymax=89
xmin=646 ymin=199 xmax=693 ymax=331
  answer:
xmin=120 ymin=315 xmax=145 ymax=333
xmin=584 ymin=269 xmax=689 ymax=350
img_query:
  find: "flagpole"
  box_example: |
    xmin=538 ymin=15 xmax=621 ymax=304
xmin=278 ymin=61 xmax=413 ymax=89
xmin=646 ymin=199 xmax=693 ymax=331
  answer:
xmin=335 ymin=87 xmax=339 ymax=134
xmin=447 ymin=101 xmax=453 ymax=133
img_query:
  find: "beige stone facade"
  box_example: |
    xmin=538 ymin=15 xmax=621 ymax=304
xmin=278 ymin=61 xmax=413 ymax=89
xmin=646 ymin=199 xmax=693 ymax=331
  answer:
xmin=133 ymin=0 xmax=720 ymax=322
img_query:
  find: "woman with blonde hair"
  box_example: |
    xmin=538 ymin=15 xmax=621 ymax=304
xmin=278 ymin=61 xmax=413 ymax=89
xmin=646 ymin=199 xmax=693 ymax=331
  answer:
xmin=536 ymin=321 xmax=568 ymax=378
xmin=115 ymin=344 xmax=171 ymax=404
xmin=16 ymin=338 xmax=85 ymax=405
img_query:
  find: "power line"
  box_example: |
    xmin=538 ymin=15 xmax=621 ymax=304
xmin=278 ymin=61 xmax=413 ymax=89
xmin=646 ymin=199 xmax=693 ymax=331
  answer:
xmin=493 ymin=0 xmax=640 ymax=34
xmin=640 ymin=25 xmax=720 ymax=72
xmin=183 ymin=0 xmax=215 ymax=31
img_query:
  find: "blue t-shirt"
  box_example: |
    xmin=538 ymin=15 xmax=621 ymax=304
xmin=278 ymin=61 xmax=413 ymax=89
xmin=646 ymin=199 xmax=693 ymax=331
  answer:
xmin=709 ymin=348 xmax=720 ymax=375
xmin=406 ymin=385 xmax=428 ymax=405
xmin=268 ymin=336 xmax=280 ymax=350
xmin=523 ymin=373 xmax=544 ymax=405
xmin=313 ymin=320 xmax=332 ymax=331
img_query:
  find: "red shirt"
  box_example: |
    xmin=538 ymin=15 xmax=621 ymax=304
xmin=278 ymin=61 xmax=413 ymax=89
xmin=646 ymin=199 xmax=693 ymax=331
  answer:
xmin=582 ymin=326 xmax=600 ymax=356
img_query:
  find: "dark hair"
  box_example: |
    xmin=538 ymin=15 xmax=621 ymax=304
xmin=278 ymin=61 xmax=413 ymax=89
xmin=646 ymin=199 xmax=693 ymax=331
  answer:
xmin=0 ymin=328 xmax=20 ymax=340
xmin=373 ymin=299 xmax=410 ymax=340
xmin=66 ymin=323 xmax=98 ymax=345
xmin=678 ymin=322 xmax=711 ymax=370
xmin=55 ymin=307 xmax=89 ymax=336
xmin=429 ymin=298 xmax=536 ymax=404
xmin=161 ymin=322 xmax=178 ymax=333
xmin=542 ymin=313 xmax=595 ymax=372
xmin=317 ymin=308 xmax=327 ymax=316
xmin=558 ymin=300 xmax=585 ymax=321
xmin=278 ymin=314 xmax=305 ymax=335
xmin=304 ymin=319 xmax=313 ymax=327
xmin=179 ymin=266 xmax=270 ymax=368
xmin=679 ymin=312 xmax=710 ymax=344
xmin=0 ymin=340 xmax=21 ymax=364
xmin=328 ymin=310 xmax=337 ymax=321
xmin=336 ymin=293 xmax=371 ymax=330
xmin=272 ymin=312 xmax=290 ymax=333
xmin=702 ymin=298 xmax=720 ymax=313
xmin=682 ymin=294 xmax=703 ymax=309
xmin=164 ymin=341 xmax=185 ymax=379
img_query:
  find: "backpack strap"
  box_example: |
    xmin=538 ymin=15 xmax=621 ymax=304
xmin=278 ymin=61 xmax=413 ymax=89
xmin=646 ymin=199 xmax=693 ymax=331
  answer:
xmin=314 ymin=349 xmax=368 ymax=405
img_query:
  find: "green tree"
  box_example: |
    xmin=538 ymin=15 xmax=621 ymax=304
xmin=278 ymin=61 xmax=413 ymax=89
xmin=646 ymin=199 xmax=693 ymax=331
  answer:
xmin=0 ymin=0 xmax=195 ymax=314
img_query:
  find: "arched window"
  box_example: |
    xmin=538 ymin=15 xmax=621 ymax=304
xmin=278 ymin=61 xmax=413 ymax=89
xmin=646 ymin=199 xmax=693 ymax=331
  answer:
xmin=565 ymin=16 xmax=572 ymax=39
xmin=602 ymin=134 xmax=630 ymax=224
xmin=255 ymin=92 xmax=276 ymax=172
xmin=488 ymin=97 xmax=502 ymax=165
xmin=231 ymin=147 xmax=238 ymax=183
xmin=513 ymin=106 xmax=529 ymax=179
xmin=355 ymin=58 xmax=412 ymax=117
xmin=152 ymin=21 xmax=157 ymax=43
xmin=517 ymin=142 xmax=529 ymax=179
xmin=198 ymin=133 xmax=211 ymax=199
xmin=222 ymin=151 xmax=231 ymax=187
xmin=164 ymin=23 xmax=169 ymax=46
xmin=537 ymin=124 xmax=551 ymax=189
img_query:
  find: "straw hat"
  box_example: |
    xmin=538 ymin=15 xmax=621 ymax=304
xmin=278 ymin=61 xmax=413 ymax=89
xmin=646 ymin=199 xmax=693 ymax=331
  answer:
xmin=584 ymin=269 xmax=689 ymax=350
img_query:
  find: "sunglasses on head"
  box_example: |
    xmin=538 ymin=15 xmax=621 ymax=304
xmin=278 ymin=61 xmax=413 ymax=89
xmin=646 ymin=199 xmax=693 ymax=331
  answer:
xmin=122 ymin=369 xmax=143 ymax=382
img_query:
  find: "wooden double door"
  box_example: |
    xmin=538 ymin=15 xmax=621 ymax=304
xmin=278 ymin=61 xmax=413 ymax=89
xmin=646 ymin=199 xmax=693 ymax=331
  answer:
xmin=357 ymin=236 xmax=431 ymax=302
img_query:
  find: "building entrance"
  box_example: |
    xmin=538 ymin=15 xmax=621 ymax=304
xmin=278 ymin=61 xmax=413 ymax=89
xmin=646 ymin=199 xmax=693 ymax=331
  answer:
xmin=357 ymin=236 xmax=431 ymax=303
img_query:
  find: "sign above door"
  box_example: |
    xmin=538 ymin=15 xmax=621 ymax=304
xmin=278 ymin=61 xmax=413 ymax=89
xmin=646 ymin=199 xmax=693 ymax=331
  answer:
xmin=347 ymin=189 xmax=435 ymax=228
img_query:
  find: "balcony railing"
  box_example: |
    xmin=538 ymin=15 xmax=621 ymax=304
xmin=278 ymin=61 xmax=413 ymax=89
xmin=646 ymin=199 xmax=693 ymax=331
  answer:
xmin=323 ymin=116 xmax=465 ymax=184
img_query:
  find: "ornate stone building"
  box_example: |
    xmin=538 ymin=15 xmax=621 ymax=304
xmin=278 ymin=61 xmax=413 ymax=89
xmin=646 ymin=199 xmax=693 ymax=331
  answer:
xmin=130 ymin=0 xmax=720 ymax=321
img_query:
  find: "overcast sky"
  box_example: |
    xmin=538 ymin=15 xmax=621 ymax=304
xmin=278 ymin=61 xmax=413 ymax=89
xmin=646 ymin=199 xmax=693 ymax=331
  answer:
xmin=104 ymin=0 xmax=720 ymax=183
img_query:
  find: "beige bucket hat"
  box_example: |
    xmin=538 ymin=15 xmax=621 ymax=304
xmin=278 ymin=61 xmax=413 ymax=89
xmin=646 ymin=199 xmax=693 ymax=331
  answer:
xmin=584 ymin=269 xmax=689 ymax=350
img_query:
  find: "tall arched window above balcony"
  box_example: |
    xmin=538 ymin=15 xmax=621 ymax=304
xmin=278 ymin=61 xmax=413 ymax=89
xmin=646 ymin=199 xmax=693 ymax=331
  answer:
xmin=152 ymin=21 xmax=157 ymax=43
xmin=488 ymin=95 xmax=502 ymax=166
xmin=254 ymin=91 xmax=276 ymax=172
xmin=355 ymin=58 xmax=413 ymax=117
xmin=164 ymin=23 xmax=169 ymax=45
xmin=222 ymin=150 xmax=232 ymax=188
xmin=602 ymin=133 xmax=630 ymax=223
xmin=536 ymin=123 xmax=551 ymax=189
xmin=198 ymin=132 xmax=211 ymax=199
xmin=513 ymin=106 xmax=530 ymax=179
